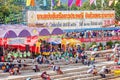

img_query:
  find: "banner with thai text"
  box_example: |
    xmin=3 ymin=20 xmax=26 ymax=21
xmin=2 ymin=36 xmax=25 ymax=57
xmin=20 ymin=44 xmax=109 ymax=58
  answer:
xmin=27 ymin=10 xmax=115 ymax=29
xmin=8 ymin=38 xmax=25 ymax=45
xmin=78 ymin=36 xmax=120 ymax=42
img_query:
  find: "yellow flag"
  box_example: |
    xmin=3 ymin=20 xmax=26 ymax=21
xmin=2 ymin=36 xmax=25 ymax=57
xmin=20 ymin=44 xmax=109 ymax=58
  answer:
xmin=114 ymin=0 xmax=118 ymax=6
xmin=57 ymin=0 xmax=61 ymax=6
xmin=26 ymin=0 xmax=31 ymax=6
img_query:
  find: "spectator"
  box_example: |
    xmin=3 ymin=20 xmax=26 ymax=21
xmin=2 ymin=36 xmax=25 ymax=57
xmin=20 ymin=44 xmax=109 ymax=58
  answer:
xmin=98 ymin=66 xmax=107 ymax=78
xmin=41 ymin=71 xmax=51 ymax=80
xmin=32 ymin=65 xmax=40 ymax=72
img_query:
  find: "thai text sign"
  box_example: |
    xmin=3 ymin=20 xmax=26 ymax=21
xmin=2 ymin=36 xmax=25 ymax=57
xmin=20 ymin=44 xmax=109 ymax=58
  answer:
xmin=27 ymin=10 xmax=115 ymax=29
xmin=78 ymin=36 xmax=120 ymax=42
xmin=8 ymin=38 xmax=25 ymax=44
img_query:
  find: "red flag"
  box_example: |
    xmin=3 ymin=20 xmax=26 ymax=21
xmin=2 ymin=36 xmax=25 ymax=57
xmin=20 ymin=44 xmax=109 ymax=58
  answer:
xmin=76 ymin=0 xmax=82 ymax=6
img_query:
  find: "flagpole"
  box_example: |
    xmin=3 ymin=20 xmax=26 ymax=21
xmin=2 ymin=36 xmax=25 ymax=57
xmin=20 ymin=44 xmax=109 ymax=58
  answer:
xmin=51 ymin=0 xmax=53 ymax=11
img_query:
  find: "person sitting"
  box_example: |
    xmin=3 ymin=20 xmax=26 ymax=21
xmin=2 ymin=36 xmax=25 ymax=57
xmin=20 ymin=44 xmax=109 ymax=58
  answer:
xmin=4 ymin=63 xmax=10 ymax=72
xmin=92 ymin=67 xmax=97 ymax=76
xmin=13 ymin=66 xmax=20 ymax=75
xmin=55 ymin=66 xmax=63 ymax=74
xmin=87 ymin=65 xmax=96 ymax=74
xmin=32 ymin=65 xmax=40 ymax=72
xmin=41 ymin=71 xmax=51 ymax=80
xmin=1 ymin=64 xmax=6 ymax=72
xmin=98 ymin=66 xmax=107 ymax=78
xmin=9 ymin=68 xmax=14 ymax=75
xmin=104 ymin=66 xmax=111 ymax=74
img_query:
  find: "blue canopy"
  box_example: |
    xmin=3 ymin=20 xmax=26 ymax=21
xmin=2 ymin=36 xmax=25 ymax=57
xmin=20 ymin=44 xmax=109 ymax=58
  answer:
xmin=64 ymin=27 xmax=120 ymax=32
xmin=49 ymin=42 xmax=60 ymax=45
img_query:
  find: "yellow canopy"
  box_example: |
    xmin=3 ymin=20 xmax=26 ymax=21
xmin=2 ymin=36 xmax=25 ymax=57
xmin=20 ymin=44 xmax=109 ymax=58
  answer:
xmin=61 ymin=39 xmax=67 ymax=45
xmin=68 ymin=39 xmax=81 ymax=46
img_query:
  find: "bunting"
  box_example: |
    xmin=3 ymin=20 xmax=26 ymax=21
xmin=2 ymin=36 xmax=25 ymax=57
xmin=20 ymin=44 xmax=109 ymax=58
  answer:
xmin=90 ymin=0 xmax=95 ymax=5
xmin=43 ymin=0 xmax=47 ymax=6
xmin=68 ymin=0 xmax=74 ymax=7
xmin=52 ymin=0 xmax=55 ymax=6
xmin=76 ymin=0 xmax=82 ymax=7
xmin=26 ymin=0 xmax=31 ymax=6
xmin=57 ymin=0 xmax=61 ymax=6
xmin=109 ymin=0 xmax=114 ymax=6
xmin=26 ymin=0 xmax=35 ymax=6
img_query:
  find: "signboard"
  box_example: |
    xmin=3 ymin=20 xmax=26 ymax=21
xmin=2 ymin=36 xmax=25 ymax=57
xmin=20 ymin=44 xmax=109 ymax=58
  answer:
xmin=27 ymin=10 xmax=115 ymax=29
xmin=77 ymin=36 xmax=120 ymax=42
xmin=8 ymin=38 xmax=25 ymax=45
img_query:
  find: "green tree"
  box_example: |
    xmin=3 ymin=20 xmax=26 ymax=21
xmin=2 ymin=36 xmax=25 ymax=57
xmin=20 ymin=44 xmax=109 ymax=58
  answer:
xmin=114 ymin=0 xmax=120 ymax=21
xmin=0 ymin=0 xmax=23 ymax=24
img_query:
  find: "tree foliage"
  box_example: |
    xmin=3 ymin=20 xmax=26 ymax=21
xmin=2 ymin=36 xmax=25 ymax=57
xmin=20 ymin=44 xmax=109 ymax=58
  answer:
xmin=0 ymin=0 xmax=24 ymax=24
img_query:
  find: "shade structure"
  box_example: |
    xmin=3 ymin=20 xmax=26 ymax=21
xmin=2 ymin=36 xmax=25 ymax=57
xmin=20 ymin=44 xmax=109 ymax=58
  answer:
xmin=4 ymin=30 xmax=17 ymax=38
xmin=39 ymin=29 xmax=50 ymax=36
xmin=18 ymin=29 xmax=31 ymax=37
xmin=52 ymin=28 xmax=64 ymax=35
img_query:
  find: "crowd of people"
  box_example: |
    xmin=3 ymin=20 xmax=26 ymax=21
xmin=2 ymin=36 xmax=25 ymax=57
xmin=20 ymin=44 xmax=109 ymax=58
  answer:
xmin=0 ymin=29 xmax=119 ymax=80
xmin=87 ymin=65 xmax=111 ymax=78
xmin=65 ymin=30 xmax=120 ymax=38
xmin=0 ymin=63 xmax=20 ymax=75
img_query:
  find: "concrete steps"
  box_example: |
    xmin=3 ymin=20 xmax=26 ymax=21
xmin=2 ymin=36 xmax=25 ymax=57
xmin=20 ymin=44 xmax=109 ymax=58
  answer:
xmin=0 ymin=56 xmax=114 ymax=80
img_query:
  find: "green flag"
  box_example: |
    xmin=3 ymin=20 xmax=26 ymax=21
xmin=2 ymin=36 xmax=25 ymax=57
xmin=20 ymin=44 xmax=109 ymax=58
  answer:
xmin=27 ymin=51 xmax=31 ymax=57
xmin=23 ymin=52 xmax=27 ymax=58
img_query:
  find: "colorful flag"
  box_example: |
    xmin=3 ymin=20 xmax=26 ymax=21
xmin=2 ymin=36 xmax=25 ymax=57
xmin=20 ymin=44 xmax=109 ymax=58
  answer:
xmin=43 ymin=0 xmax=47 ymax=6
xmin=52 ymin=0 xmax=55 ymax=6
xmin=68 ymin=0 xmax=74 ymax=7
xmin=114 ymin=0 xmax=118 ymax=6
xmin=90 ymin=0 xmax=95 ymax=5
xmin=109 ymin=0 xmax=114 ymax=6
xmin=94 ymin=0 xmax=96 ymax=6
xmin=57 ymin=0 xmax=61 ymax=6
xmin=26 ymin=0 xmax=31 ymax=6
xmin=76 ymin=0 xmax=82 ymax=7
xmin=30 ymin=0 xmax=35 ymax=6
